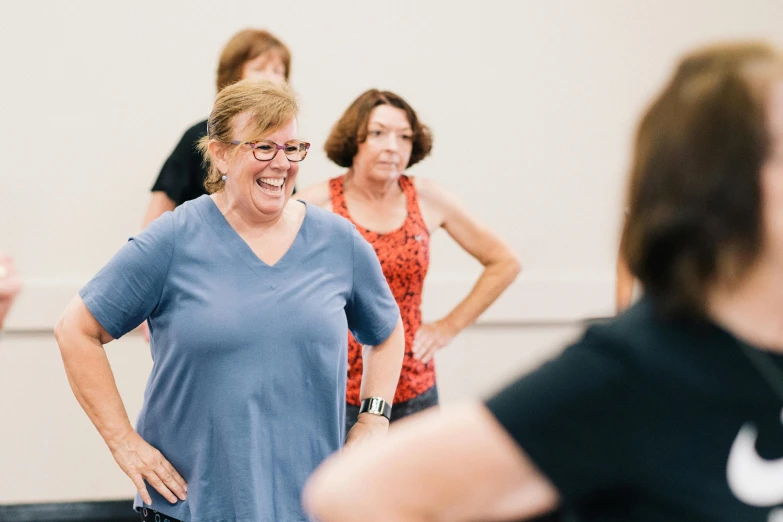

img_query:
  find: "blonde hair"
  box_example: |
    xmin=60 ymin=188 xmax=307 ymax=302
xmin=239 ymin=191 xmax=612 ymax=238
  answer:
xmin=199 ymin=79 xmax=298 ymax=193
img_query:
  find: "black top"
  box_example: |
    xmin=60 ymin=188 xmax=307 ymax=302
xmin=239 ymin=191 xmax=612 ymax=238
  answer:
xmin=151 ymin=119 xmax=298 ymax=206
xmin=486 ymin=297 xmax=783 ymax=521
xmin=151 ymin=120 xmax=210 ymax=205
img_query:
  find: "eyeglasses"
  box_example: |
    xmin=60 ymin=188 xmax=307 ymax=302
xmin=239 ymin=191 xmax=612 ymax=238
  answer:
xmin=230 ymin=140 xmax=311 ymax=162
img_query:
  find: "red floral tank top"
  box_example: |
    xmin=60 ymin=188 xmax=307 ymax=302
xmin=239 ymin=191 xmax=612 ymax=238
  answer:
xmin=330 ymin=174 xmax=435 ymax=405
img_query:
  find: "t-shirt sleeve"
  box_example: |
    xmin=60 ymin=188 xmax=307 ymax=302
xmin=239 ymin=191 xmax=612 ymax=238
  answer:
xmin=151 ymin=123 xmax=206 ymax=205
xmin=345 ymin=226 xmax=400 ymax=346
xmin=485 ymin=326 xmax=640 ymax=502
xmin=79 ymin=213 xmax=176 ymax=339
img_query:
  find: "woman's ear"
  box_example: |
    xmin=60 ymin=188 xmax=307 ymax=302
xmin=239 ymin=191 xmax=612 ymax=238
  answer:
xmin=208 ymin=140 xmax=231 ymax=175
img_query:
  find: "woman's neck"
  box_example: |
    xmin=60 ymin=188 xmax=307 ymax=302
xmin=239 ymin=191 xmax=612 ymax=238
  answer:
xmin=708 ymin=257 xmax=783 ymax=352
xmin=344 ymin=169 xmax=401 ymax=203
xmin=211 ymin=191 xmax=288 ymax=236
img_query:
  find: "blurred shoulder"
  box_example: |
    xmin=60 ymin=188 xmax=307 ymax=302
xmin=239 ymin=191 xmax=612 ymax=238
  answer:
xmin=412 ymin=176 xmax=459 ymax=209
xmin=296 ymin=180 xmax=332 ymax=211
xmin=182 ymin=119 xmax=209 ymax=141
xmin=303 ymin=200 xmax=352 ymax=233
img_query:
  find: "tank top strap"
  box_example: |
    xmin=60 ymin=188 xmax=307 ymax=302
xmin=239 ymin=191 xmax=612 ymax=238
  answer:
xmin=398 ymin=175 xmax=429 ymax=235
xmin=328 ymin=175 xmax=351 ymax=219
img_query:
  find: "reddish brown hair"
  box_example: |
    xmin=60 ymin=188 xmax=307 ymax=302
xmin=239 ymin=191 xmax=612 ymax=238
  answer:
xmin=324 ymin=89 xmax=433 ymax=168
xmin=216 ymin=29 xmax=291 ymax=92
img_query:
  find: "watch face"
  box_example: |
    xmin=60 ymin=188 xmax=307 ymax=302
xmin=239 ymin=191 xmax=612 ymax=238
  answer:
xmin=368 ymin=397 xmax=385 ymax=415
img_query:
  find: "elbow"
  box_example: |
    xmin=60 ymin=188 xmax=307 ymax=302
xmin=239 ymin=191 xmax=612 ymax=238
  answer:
xmin=508 ymin=252 xmax=522 ymax=280
xmin=54 ymin=313 xmax=67 ymax=347
xmin=497 ymin=251 xmax=522 ymax=285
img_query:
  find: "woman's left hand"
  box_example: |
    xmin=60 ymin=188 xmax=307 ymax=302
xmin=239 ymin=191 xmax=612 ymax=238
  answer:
xmin=344 ymin=414 xmax=389 ymax=451
xmin=412 ymin=320 xmax=458 ymax=364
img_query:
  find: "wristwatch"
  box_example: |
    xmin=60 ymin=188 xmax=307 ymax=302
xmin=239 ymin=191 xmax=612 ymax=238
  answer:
xmin=359 ymin=397 xmax=391 ymax=421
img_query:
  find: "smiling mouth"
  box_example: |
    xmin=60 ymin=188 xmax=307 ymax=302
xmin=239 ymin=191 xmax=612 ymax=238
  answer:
xmin=256 ymin=177 xmax=285 ymax=194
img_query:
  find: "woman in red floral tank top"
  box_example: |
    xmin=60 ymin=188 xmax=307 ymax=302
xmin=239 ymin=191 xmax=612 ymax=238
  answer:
xmin=298 ymin=89 xmax=520 ymax=433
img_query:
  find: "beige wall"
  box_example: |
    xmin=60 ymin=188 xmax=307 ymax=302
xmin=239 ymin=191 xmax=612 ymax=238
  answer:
xmin=0 ymin=325 xmax=580 ymax=504
xmin=2 ymin=0 xmax=783 ymax=505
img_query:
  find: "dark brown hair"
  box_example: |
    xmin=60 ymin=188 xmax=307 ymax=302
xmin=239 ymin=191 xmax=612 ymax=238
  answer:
xmin=621 ymin=42 xmax=781 ymax=316
xmin=324 ymin=89 xmax=433 ymax=168
xmin=216 ymin=29 xmax=291 ymax=92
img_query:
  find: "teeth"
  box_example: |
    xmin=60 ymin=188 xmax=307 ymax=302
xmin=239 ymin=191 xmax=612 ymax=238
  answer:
xmin=258 ymin=178 xmax=285 ymax=187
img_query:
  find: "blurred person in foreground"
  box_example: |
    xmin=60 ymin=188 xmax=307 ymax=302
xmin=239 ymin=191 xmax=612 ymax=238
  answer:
xmin=303 ymin=41 xmax=783 ymax=522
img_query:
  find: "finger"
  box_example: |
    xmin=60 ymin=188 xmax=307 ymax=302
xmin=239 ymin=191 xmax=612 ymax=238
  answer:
xmin=413 ymin=340 xmax=431 ymax=360
xmin=412 ymin=338 xmax=421 ymax=355
xmin=145 ymin=471 xmax=178 ymax=504
xmin=412 ymin=336 xmax=427 ymax=357
xmin=422 ymin=345 xmax=437 ymax=364
xmin=155 ymin=462 xmax=187 ymax=500
xmin=130 ymin=474 xmax=153 ymax=506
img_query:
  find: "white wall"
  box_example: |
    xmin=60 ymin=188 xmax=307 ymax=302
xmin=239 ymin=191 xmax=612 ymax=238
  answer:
xmin=1 ymin=0 xmax=783 ymax=504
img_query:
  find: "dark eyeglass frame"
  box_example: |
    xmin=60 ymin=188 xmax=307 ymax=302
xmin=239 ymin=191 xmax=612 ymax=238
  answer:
xmin=229 ymin=139 xmax=311 ymax=162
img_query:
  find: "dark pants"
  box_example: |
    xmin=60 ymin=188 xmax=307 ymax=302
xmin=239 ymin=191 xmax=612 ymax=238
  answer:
xmin=345 ymin=385 xmax=439 ymax=434
xmin=139 ymin=507 xmax=182 ymax=522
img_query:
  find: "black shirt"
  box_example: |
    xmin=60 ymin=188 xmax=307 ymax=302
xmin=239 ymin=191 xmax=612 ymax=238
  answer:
xmin=152 ymin=120 xmax=209 ymax=206
xmin=486 ymin=297 xmax=783 ymax=521
xmin=151 ymin=119 xmax=297 ymax=206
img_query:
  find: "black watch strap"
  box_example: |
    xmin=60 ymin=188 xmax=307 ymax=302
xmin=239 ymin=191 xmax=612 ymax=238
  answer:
xmin=359 ymin=397 xmax=392 ymax=421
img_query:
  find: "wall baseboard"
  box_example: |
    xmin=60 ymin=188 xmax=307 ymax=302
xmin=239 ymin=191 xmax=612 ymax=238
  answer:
xmin=0 ymin=499 xmax=137 ymax=522
xmin=3 ymin=273 xmax=616 ymax=332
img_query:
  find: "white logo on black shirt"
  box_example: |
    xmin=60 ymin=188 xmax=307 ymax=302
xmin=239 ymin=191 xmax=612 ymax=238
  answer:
xmin=727 ymin=410 xmax=783 ymax=520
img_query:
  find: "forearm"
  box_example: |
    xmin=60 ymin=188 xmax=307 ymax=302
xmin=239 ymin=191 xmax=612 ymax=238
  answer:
xmin=55 ymin=322 xmax=133 ymax=449
xmin=142 ymin=192 xmax=176 ymax=229
xmin=360 ymin=319 xmax=405 ymax=403
xmin=443 ymin=256 xmax=521 ymax=332
xmin=0 ymin=297 xmax=14 ymax=329
xmin=304 ymin=402 xmax=558 ymax=522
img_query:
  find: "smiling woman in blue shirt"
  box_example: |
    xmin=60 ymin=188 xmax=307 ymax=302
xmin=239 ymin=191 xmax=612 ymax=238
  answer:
xmin=55 ymin=80 xmax=404 ymax=522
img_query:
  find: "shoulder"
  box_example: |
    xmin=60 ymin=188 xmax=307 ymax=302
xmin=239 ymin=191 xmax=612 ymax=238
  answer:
xmin=182 ymin=119 xmax=209 ymax=141
xmin=578 ymin=297 xmax=696 ymax=371
xmin=304 ymin=201 xmax=354 ymax=234
xmin=296 ymin=180 xmax=332 ymax=210
xmin=412 ymin=176 xmax=460 ymax=211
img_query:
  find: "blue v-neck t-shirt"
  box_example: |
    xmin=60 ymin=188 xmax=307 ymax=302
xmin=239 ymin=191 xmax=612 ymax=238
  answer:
xmin=79 ymin=195 xmax=400 ymax=522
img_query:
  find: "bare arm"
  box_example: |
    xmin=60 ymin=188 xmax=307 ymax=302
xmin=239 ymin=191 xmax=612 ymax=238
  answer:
xmin=615 ymin=251 xmax=635 ymax=313
xmin=0 ymin=255 xmax=22 ymax=330
xmin=413 ymin=179 xmax=522 ymax=362
xmin=55 ymin=296 xmax=187 ymax=505
xmin=304 ymin=401 xmax=559 ymax=521
xmin=141 ymin=192 xmax=177 ymax=229
xmin=346 ymin=319 xmax=405 ymax=447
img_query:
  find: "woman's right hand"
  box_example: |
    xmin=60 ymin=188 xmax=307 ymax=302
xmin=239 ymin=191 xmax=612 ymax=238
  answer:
xmin=109 ymin=430 xmax=188 ymax=505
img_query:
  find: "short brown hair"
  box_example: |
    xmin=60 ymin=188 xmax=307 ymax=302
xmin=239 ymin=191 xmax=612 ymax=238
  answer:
xmin=216 ymin=29 xmax=291 ymax=92
xmin=324 ymin=89 xmax=433 ymax=169
xmin=621 ymin=42 xmax=783 ymax=316
xmin=198 ymin=80 xmax=298 ymax=194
